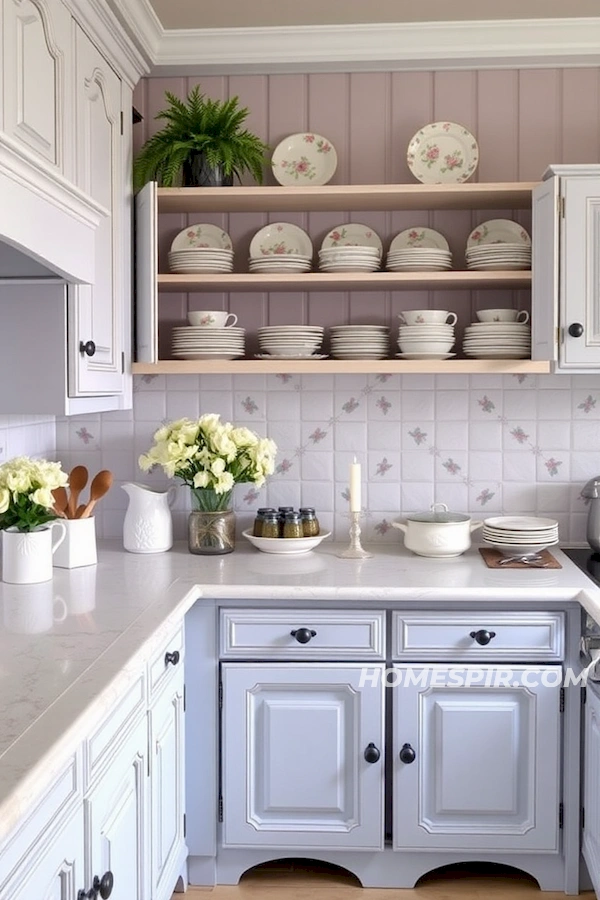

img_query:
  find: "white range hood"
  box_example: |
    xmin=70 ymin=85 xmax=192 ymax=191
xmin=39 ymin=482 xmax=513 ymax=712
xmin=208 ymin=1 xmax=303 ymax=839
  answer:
xmin=0 ymin=136 xmax=106 ymax=284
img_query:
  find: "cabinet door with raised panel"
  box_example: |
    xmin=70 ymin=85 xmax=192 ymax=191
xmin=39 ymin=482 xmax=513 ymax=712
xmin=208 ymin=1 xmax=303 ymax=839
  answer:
xmin=393 ymin=665 xmax=561 ymax=852
xmin=583 ymin=683 xmax=600 ymax=895
xmin=150 ymin=667 xmax=186 ymax=900
xmin=2 ymin=0 xmax=72 ymax=172
xmin=85 ymin=717 xmax=148 ymax=900
xmin=70 ymin=23 xmax=124 ymax=397
xmin=221 ymin=662 xmax=385 ymax=851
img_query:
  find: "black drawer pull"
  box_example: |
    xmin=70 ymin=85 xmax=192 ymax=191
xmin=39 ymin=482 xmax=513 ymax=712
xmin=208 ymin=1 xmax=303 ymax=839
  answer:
xmin=165 ymin=650 xmax=180 ymax=666
xmin=470 ymin=629 xmax=496 ymax=646
xmin=290 ymin=628 xmax=317 ymax=644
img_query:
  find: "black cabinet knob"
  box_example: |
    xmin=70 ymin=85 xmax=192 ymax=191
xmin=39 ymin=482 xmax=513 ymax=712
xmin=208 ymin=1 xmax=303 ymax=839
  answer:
xmin=95 ymin=872 xmax=114 ymax=899
xmin=165 ymin=650 xmax=180 ymax=666
xmin=470 ymin=629 xmax=496 ymax=646
xmin=290 ymin=628 xmax=317 ymax=644
xmin=364 ymin=742 xmax=381 ymax=763
xmin=568 ymin=323 xmax=584 ymax=338
xmin=79 ymin=340 xmax=97 ymax=357
xmin=399 ymin=743 xmax=416 ymax=764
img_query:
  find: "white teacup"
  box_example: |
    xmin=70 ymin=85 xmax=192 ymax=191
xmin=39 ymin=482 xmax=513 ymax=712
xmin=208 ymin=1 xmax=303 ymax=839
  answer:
xmin=476 ymin=309 xmax=529 ymax=323
xmin=188 ymin=311 xmax=238 ymax=328
xmin=398 ymin=310 xmax=457 ymax=326
xmin=3 ymin=583 xmax=67 ymax=634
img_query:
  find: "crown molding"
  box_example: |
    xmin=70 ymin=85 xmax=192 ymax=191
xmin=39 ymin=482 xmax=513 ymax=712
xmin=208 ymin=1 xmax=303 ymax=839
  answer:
xmin=64 ymin=0 xmax=152 ymax=83
xmin=143 ymin=17 xmax=600 ymax=74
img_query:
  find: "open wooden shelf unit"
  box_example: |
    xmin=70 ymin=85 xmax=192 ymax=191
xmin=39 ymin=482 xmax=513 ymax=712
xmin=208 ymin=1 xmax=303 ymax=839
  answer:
xmin=132 ymin=359 xmax=550 ymax=376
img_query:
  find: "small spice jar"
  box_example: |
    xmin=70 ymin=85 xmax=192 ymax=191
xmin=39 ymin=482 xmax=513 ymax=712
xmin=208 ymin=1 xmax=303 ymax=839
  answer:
xmin=299 ymin=507 xmax=320 ymax=537
xmin=282 ymin=511 xmax=303 ymax=539
xmin=261 ymin=511 xmax=280 ymax=539
xmin=278 ymin=506 xmax=294 ymax=537
xmin=253 ymin=507 xmax=276 ymax=537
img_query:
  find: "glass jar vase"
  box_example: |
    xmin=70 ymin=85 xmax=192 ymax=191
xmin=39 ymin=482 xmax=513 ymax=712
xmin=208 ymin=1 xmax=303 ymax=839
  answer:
xmin=188 ymin=488 xmax=235 ymax=555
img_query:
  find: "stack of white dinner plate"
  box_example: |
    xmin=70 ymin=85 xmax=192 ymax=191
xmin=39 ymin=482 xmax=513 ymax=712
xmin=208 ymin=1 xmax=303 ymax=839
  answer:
xmin=248 ymin=222 xmax=312 ymax=273
xmin=171 ymin=326 xmax=245 ymax=360
xmin=465 ymin=219 xmax=531 ymax=270
xmin=329 ymin=325 xmax=389 ymax=359
xmin=386 ymin=227 xmax=452 ymax=272
xmin=318 ymin=224 xmax=382 ymax=272
xmin=168 ymin=224 xmax=234 ymax=274
xmin=256 ymin=325 xmax=325 ymax=359
xmin=462 ymin=321 xmax=531 ymax=359
xmin=396 ymin=323 xmax=456 ymax=360
xmin=482 ymin=516 xmax=559 ymax=557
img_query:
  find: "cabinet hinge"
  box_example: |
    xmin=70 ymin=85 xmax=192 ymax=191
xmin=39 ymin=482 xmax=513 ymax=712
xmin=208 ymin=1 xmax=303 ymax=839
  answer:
xmin=582 ymin=806 xmax=586 ymax=830
xmin=219 ymin=681 xmax=223 ymax=709
xmin=219 ymin=795 xmax=223 ymax=822
xmin=120 ymin=110 xmax=124 ymax=135
xmin=559 ymin=802 xmax=564 ymax=829
xmin=121 ymin=351 xmax=125 ymax=374
xmin=560 ymin=687 xmax=565 ymax=712
xmin=183 ymin=684 xmax=186 ymax=712
xmin=183 ymin=813 xmax=186 ymax=837
xmin=557 ymin=194 xmax=565 ymax=217
xmin=583 ymin=685 xmax=587 ymax=705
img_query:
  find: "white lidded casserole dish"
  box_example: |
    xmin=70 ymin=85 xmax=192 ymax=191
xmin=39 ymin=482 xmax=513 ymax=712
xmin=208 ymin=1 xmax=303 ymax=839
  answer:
xmin=392 ymin=503 xmax=482 ymax=558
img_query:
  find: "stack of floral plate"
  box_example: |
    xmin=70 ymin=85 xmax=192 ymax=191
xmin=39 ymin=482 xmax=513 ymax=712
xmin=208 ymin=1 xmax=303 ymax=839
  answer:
xmin=171 ymin=326 xmax=245 ymax=360
xmin=256 ymin=325 xmax=325 ymax=360
xmin=482 ymin=516 xmax=559 ymax=557
xmin=248 ymin=222 xmax=312 ymax=273
xmin=462 ymin=321 xmax=531 ymax=359
xmin=318 ymin=224 xmax=382 ymax=272
xmin=397 ymin=322 xmax=456 ymax=360
xmin=465 ymin=219 xmax=531 ymax=270
xmin=386 ymin=227 xmax=452 ymax=272
xmin=168 ymin=224 xmax=234 ymax=274
xmin=329 ymin=325 xmax=389 ymax=359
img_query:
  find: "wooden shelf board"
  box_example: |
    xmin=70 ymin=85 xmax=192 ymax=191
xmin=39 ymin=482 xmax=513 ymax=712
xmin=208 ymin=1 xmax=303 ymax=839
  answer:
xmin=157 ymin=271 xmax=532 ymax=293
xmin=157 ymin=182 xmax=537 ymax=214
xmin=132 ymin=359 xmax=551 ymax=376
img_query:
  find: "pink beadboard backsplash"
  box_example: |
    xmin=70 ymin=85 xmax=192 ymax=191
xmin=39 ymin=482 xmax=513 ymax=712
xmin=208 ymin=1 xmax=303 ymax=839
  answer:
xmin=52 ymin=66 xmax=600 ymax=545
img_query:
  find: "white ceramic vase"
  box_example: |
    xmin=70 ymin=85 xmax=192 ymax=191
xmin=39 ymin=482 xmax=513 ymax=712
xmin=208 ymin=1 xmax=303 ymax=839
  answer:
xmin=122 ymin=482 xmax=177 ymax=553
xmin=1 ymin=522 xmax=67 ymax=584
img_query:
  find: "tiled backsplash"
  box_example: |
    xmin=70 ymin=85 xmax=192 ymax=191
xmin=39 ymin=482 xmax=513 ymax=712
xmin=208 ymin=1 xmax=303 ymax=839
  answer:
xmin=54 ymin=373 xmax=600 ymax=546
xmin=0 ymin=416 xmax=55 ymax=462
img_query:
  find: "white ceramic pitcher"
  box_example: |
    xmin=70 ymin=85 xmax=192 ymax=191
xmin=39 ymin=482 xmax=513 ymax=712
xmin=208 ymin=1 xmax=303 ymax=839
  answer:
xmin=122 ymin=483 xmax=177 ymax=553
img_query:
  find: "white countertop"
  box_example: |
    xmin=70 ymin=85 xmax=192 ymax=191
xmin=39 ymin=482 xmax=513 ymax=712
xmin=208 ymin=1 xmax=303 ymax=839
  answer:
xmin=0 ymin=539 xmax=599 ymax=845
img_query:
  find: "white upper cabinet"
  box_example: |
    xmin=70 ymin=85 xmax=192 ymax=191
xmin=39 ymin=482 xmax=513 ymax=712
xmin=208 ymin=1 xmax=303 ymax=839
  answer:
xmin=2 ymin=0 xmax=72 ymax=175
xmin=532 ymin=164 xmax=600 ymax=372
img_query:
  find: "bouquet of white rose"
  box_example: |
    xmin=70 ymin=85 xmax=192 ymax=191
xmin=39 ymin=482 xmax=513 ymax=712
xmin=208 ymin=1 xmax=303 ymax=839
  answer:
xmin=0 ymin=456 xmax=69 ymax=532
xmin=139 ymin=414 xmax=277 ymax=511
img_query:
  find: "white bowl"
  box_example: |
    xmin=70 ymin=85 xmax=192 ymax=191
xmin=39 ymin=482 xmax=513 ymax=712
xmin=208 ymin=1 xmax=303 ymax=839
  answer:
xmin=242 ymin=528 xmax=331 ymax=555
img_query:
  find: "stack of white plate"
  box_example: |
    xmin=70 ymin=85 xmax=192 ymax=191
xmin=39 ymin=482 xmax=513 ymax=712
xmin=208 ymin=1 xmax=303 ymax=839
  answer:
xmin=386 ymin=227 xmax=452 ymax=272
xmin=318 ymin=223 xmax=382 ymax=272
xmin=248 ymin=222 xmax=313 ymax=273
xmin=171 ymin=326 xmax=245 ymax=360
xmin=397 ymin=323 xmax=456 ymax=360
xmin=465 ymin=219 xmax=531 ymax=271
xmin=330 ymin=325 xmax=389 ymax=359
xmin=462 ymin=322 xmax=531 ymax=359
xmin=256 ymin=325 xmax=325 ymax=360
xmin=482 ymin=516 xmax=559 ymax=557
xmin=169 ymin=223 xmax=234 ymax=274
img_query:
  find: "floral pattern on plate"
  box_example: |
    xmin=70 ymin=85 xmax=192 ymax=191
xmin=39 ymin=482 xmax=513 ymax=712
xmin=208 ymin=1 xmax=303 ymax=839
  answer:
xmin=249 ymin=222 xmax=313 ymax=259
xmin=406 ymin=122 xmax=479 ymax=184
xmin=321 ymin=223 xmax=383 ymax=253
xmin=389 ymin=227 xmax=450 ymax=252
xmin=271 ymin=132 xmax=338 ymax=186
xmin=170 ymin=223 xmax=233 ymax=252
xmin=466 ymin=219 xmax=532 ymax=247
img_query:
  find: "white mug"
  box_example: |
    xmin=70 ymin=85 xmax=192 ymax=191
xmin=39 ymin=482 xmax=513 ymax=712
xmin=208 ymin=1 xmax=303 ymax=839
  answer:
xmin=476 ymin=308 xmax=529 ymax=323
xmin=398 ymin=310 xmax=457 ymax=326
xmin=3 ymin=583 xmax=67 ymax=634
xmin=2 ymin=521 xmax=67 ymax=584
xmin=187 ymin=311 xmax=238 ymax=328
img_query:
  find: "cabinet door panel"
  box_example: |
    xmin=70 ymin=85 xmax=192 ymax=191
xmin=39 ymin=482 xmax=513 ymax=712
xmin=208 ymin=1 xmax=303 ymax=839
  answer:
xmin=3 ymin=0 xmax=71 ymax=169
xmin=86 ymin=718 xmax=148 ymax=900
xmin=583 ymin=684 xmax=600 ymax=895
xmin=221 ymin=663 xmax=384 ymax=850
xmin=393 ymin=664 xmax=561 ymax=852
xmin=1 ymin=806 xmax=84 ymax=900
xmin=70 ymin=24 xmax=123 ymax=396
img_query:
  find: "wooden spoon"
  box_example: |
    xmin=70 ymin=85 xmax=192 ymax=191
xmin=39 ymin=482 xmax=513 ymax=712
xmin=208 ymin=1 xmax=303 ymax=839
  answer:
xmin=67 ymin=465 xmax=88 ymax=518
xmin=76 ymin=470 xmax=113 ymax=518
xmin=52 ymin=486 xmax=69 ymax=518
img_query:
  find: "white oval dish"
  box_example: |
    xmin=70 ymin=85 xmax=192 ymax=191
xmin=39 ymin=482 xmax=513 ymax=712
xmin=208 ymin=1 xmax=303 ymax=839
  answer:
xmin=271 ymin=132 xmax=337 ymax=186
xmin=242 ymin=528 xmax=332 ymax=554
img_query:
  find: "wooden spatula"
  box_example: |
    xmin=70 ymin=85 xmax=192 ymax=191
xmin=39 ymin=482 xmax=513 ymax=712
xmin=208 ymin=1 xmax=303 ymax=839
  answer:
xmin=75 ymin=470 xmax=113 ymax=518
xmin=67 ymin=465 xmax=88 ymax=518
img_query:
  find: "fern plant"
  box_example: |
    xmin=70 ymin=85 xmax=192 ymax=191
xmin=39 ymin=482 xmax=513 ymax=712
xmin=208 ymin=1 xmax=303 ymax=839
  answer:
xmin=133 ymin=86 xmax=269 ymax=190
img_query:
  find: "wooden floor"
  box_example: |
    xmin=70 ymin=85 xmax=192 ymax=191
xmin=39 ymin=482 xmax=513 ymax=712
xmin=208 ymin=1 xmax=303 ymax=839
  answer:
xmin=175 ymin=859 xmax=596 ymax=899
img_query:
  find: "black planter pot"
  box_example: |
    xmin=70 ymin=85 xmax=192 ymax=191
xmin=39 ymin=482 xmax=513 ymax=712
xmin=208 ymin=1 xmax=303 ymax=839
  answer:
xmin=182 ymin=154 xmax=234 ymax=187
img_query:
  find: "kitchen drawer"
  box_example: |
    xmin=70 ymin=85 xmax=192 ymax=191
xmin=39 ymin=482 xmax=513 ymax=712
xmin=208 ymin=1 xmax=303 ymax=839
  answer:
xmin=148 ymin=622 xmax=185 ymax=699
xmin=85 ymin=673 xmax=146 ymax=784
xmin=392 ymin=611 xmax=565 ymax=661
xmin=219 ymin=609 xmax=385 ymax=659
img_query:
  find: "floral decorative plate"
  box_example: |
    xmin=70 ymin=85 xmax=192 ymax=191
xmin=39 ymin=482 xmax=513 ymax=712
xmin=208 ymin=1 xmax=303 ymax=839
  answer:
xmin=249 ymin=222 xmax=313 ymax=259
xmin=407 ymin=122 xmax=479 ymax=184
xmin=321 ymin=223 xmax=383 ymax=253
xmin=170 ymin=223 xmax=233 ymax=252
xmin=466 ymin=219 xmax=532 ymax=248
xmin=271 ymin=133 xmax=338 ymax=186
xmin=389 ymin=227 xmax=450 ymax=252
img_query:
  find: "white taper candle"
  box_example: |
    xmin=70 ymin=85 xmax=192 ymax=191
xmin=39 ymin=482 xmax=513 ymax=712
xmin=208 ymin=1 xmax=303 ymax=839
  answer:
xmin=349 ymin=458 xmax=361 ymax=512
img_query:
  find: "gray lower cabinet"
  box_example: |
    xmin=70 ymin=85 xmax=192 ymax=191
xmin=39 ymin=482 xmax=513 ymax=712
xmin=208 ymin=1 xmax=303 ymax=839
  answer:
xmin=583 ymin=681 xmax=600 ymax=894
